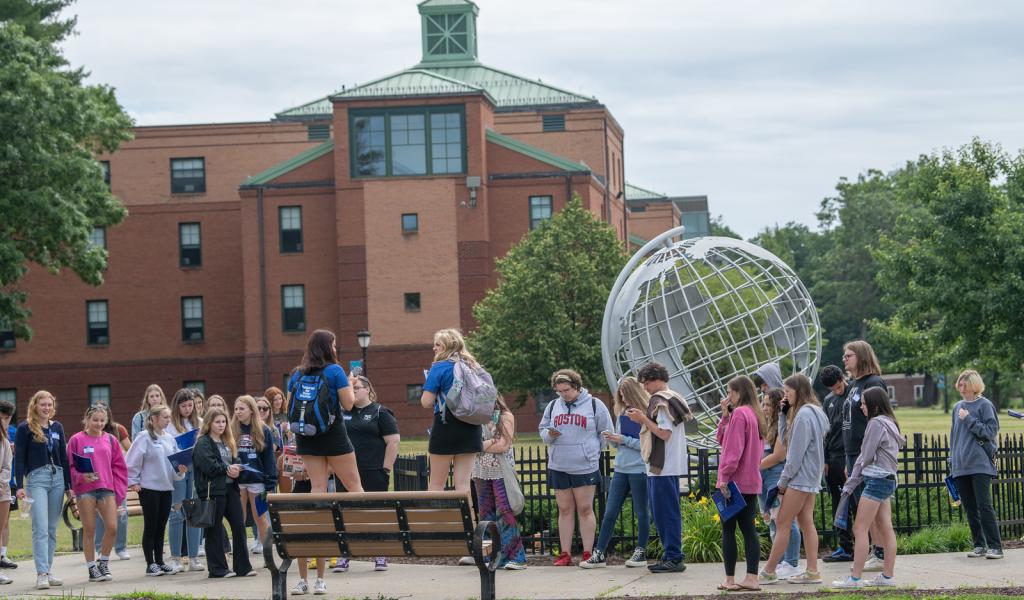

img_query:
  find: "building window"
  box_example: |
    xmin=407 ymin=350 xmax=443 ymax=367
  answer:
xmin=628 ymin=205 xmax=647 ymax=213
xmin=279 ymin=207 xmax=303 ymax=253
xmin=100 ymin=161 xmax=110 ymax=187
xmin=0 ymin=322 xmax=13 ymax=350
xmin=89 ymin=226 xmax=106 ymax=250
xmin=681 ymin=212 xmax=710 ymax=238
xmin=914 ymin=384 xmax=924 ymax=400
xmin=401 ymin=213 xmax=419 ymax=234
xmin=170 ymin=157 xmax=206 ymax=194
xmin=529 ymin=196 xmax=553 ymax=230
xmin=282 ymin=285 xmax=306 ymax=332
xmin=184 ymin=380 xmax=206 ymax=396
xmin=179 ymin=223 xmax=201 ymax=267
xmin=181 ymin=296 xmax=204 ymax=342
xmin=307 ymin=123 xmax=331 ymax=141
xmin=350 ymin=107 xmax=464 ymax=178
xmin=406 ymin=384 xmax=423 ymax=404
xmin=542 ymin=114 xmax=565 ymax=132
xmin=0 ymin=389 xmax=14 ymax=406
xmin=404 ymin=292 xmax=421 ymax=312
xmin=88 ymin=385 xmax=111 ymax=406
xmin=424 ymin=13 xmax=470 ymax=57
xmin=887 ymin=386 xmax=896 ymax=403
xmin=87 ymin=300 xmax=109 ymax=346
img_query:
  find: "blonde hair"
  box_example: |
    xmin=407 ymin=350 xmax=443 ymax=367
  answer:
xmin=352 ymin=375 xmax=377 ymax=404
xmin=255 ymin=396 xmax=275 ymax=429
xmin=81 ymin=404 xmax=109 ymax=431
xmin=614 ymin=376 xmax=649 ymax=416
xmin=145 ymin=404 xmax=171 ymax=440
xmin=199 ymin=407 xmax=236 ymax=455
xmin=957 ymin=369 xmax=985 ymax=395
xmin=205 ymin=394 xmax=227 ymax=415
xmin=230 ymin=395 xmax=266 ymax=452
xmin=140 ymin=384 xmax=166 ymax=413
xmin=432 ymin=328 xmax=478 ymax=367
xmin=844 ymin=340 xmax=882 ymax=379
xmin=27 ymin=390 xmax=57 ymax=443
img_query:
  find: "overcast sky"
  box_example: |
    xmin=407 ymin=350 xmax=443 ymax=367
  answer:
xmin=60 ymin=0 xmax=1024 ymax=238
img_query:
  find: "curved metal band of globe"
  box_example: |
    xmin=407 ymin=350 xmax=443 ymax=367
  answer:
xmin=600 ymin=227 xmax=821 ymax=450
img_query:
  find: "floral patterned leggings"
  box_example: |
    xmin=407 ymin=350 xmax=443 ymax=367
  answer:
xmin=474 ymin=477 xmax=526 ymax=565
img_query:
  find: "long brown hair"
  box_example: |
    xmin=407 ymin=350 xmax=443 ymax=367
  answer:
xmin=763 ymin=388 xmax=785 ymax=446
xmin=727 ymin=375 xmax=768 ymax=439
xmin=229 ymin=395 xmax=266 ymax=452
xmin=492 ymin=395 xmax=515 ymax=443
xmin=844 ymin=340 xmax=882 ymax=379
xmin=169 ymin=388 xmax=201 ymax=434
xmin=27 ymin=390 xmax=57 ymax=443
xmin=783 ymin=373 xmax=819 ymax=443
xmin=264 ymin=386 xmax=286 ymax=417
xmin=297 ymin=329 xmax=338 ymax=374
xmin=0 ymin=401 xmax=15 ymax=442
xmin=199 ymin=407 xmax=236 ymax=455
xmin=862 ymin=387 xmax=900 ymax=432
xmin=614 ymin=376 xmax=649 ymax=417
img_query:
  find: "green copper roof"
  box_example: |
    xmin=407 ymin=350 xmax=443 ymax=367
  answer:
xmin=629 ymin=234 xmax=648 ymax=246
xmin=625 ymin=182 xmax=668 ymax=201
xmin=329 ymin=69 xmax=493 ymax=103
xmin=485 ymin=129 xmax=588 ymax=172
xmin=241 ymin=139 xmax=334 ymax=186
xmin=419 ymin=0 xmax=477 ymax=8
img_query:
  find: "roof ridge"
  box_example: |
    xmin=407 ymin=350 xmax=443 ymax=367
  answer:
xmin=461 ymin=63 xmax=596 ymax=101
xmin=625 ymin=181 xmax=668 ymax=200
xmin=485 ymin=129 xmax=589 ymax=172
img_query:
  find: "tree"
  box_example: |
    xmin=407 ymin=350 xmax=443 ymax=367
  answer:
xmin=709 ymin=214 xmax=741 ymax=239
xmin=872 ymin=139 xmax=1024 ymax=405
xmin=0 ymin=1 xmax=133 ymax=339
xmin=471 ymin=197 xmax=628 ymax=401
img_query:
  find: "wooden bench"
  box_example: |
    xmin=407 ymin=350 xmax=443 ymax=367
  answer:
xmin=262 ymin=490 xmax=498 ymax=600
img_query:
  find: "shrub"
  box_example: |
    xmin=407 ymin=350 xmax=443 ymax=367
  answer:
xmin=896 ymin=524 xmax=972 ymax=555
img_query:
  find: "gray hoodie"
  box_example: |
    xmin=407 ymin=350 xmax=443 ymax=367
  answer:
xmin=754 ymin=363 xmax=784 ymax=390
xmin=777 ymin=403 xmax=829 ymax=492
xmin=844 ymin=415 xmax=904 ymax=493
xmin=539 ymin=388 xmax=613 ymax=475
xmin=950 ymin=396 xmax=999 ymax=478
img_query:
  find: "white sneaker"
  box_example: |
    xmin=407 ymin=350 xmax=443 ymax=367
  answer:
xmin=291 ymin=579 xmax=309 ymax=595
xmin=0 ymin=573 xmax=11 ymax=585
xmin=251 ymin=541 xmax=264 ymax=555
xmin=775 ymin=562 xmax=803 ymax=580
xmin=166 ymin=559 xmax=183 ymax=574
xmin=832 ymin=575 xmax=865 ymax=589
xmin=46 ymin=574 xmax=63 ymax=586
xmin=865 ymin=573 xmax=896 ymax=587
xmin=458 ymin=556 xmax=475 ymax=566
xmin=116 ymin=549 xmax=131 ymax=560
xmin=36 ymin=574 xmax=50 ymax=590
xmin=313 ymin=578 xmax=327 ymax=595
xmin=197 ymin=547 xmax=205 ymax=557
xmin=862 ymin=556 xmax=884 ymax=572
xmin=189 ymin=558 xmax=205 ymax=572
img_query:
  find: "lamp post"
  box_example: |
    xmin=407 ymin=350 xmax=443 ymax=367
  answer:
xmin=356 ymin=329 xmax=371 ymax=376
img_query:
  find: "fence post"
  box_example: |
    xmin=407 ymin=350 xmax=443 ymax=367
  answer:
xmin=417 ymin=454 xmax=429 ymax=491
xmin=697 ymin=448 xmax=710 ymax=497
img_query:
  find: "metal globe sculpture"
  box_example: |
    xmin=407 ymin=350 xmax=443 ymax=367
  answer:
xmin=601 ymin=227 xmax=821 ymax=449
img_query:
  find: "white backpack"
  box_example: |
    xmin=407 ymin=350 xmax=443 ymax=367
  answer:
xmin=441 ymin=359 xmax=498 ymax=425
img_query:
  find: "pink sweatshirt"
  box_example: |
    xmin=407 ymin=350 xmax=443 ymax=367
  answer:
xmin=67 ymin=431 xmax=128 ymax=505
xmin=716 ymin=405 xmax=764 ymax=494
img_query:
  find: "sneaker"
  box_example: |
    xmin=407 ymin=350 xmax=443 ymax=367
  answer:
xmin=36 ymin=573 xmax=50 ymax=589
xmin=581 ymin=551 xmax=592 ymax=563
xmin=116 ymin=549 xmax=131 ymax=560
xmin=332 ymin=558 xmax=349 ymax=573
xmin=865 ymin=573 xmax=896 ymax=587
xmin=374 ymin=557 xmax=388 ymax=571
xmin=243 ymin=570 xmax=257 ymax=576
xmin=504 ymin=561 xmax=527 ymax=570
xmin=0 ymin=556 xmax=17 ymax=569
xmin=0 ymin=573 xmax=11 ymax=584
xmin=189 ymin=558 xmax=205 ymax=572
xmin=251 ymin=541 xmax=263 ymax=555
xmin=775 ymin=562 xmax=802 ymax=580
xmin=553 ymin=552 xmax=573 ymax=567
xmin=313 ymin=577 xmax=327 ymax=595
xmin=165 ymin=559 xmax=183 ymax=574
xmin=624 ymin=547 xmax=647 ymax=568
xmin=986 ymin=548 xmax=1004 ymax=560
xmin=222 ymin=571 xmax=236 ymax=578
xmin=88 ymin=564 xmax=105 ymax=583
xmin=967 ymin=546 xmax=986 ymax=558
xmin=832 ymin=575 xmax=864 ymax=589
xmin=758 ymin=568 xmax=778 ymax=585
xmin=823 ymin=548 xmax=854 ymax=562
xmin=97 ymin=560 xmax=112 ymax=581
xmin=46 ymin=574 xmax=62 ymax=586
xmin=579 ymin=550 xmax=606 ymax=569
xmin=291 ymin=579 xmax=309 ymax=595
xmin=788 ymin=570 xmax=822 ymax=584
xmin=862 ymin=556 xmax=884 ymax=572
xmin=146 ymin=563 xmax=164 ymax=577
xmin=647 ymin=559 xmax=685 ymax=573
xmin=458 ymin=556 xmax=476 ymax=566
xmin=197 ymin=547 xmax=206 ymax=557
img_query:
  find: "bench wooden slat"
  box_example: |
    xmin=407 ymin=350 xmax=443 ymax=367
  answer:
xmin=344 ymin=522 xmax=400 ymax=533
xmin=277 ymin=510 xmax=334 ymax=526
xmin=347 ymin=541 xmax=406 ymax=555
xmin=282 ymin=542 xmax=342 ymax=557
xmin=404 ymin=508 xmax=465 ymax=524
xmin=342 ymin=509 xmax=397 ymax=524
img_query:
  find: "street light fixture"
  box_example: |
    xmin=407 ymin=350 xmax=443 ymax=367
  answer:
xmin=356 ymin=329 xmax=371 ymax=376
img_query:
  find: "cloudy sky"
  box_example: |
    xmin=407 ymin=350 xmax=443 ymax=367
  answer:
xmin=60 ymin=0 xmax=1024 ymax=237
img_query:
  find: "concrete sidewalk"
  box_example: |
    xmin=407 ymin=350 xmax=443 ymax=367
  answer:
xmin=0 ymin=548 xmax=1020 ymax=599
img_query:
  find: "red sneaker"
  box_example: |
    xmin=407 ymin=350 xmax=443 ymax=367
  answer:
xmin=553 ymin=552 xmax=573 ymax=567
xmin=582 ymin=551 xmax=592 ymax=563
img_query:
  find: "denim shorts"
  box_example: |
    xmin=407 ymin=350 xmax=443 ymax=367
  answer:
xmin=548 ymin=469 xmax=600 ymax=490
xmin=862 ymin=476 xmax=896 ymax=502
xmin=77 ymin=488 xmax=115 ymax=502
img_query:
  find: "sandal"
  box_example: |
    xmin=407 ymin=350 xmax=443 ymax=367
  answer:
xmin=734 ymin=583 xmax=762 ymax=592
xmin=717 ymin=584 xmax=741 ymax=591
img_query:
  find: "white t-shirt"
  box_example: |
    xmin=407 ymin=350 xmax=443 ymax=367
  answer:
xmin=647 ymin=407 xmax=689 ymax=477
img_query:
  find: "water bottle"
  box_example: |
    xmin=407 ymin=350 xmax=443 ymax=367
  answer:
xmin=19 ymin=493 xmax=34 ymax=519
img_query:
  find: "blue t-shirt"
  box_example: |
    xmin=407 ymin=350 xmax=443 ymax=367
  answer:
xmin=424 ymin=360 xmax=455 ymax=415
xmin=287 ymin=363 xmax=350 ymax=410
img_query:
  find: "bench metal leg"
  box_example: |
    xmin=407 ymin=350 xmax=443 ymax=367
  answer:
xmin=473 ymin=521 xmax=499 ymax=600
xmin=264 ymin=532 xmax=291 ymax=600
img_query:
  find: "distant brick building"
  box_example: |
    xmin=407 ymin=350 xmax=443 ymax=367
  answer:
xmin=0 ymin=0 xmax=704 ymax=433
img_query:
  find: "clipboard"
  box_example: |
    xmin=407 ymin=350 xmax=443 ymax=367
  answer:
xmin=711 ymin=481 xmax=746 ymax=522
xmin=73 ymin=453 xmax=95 ymax=474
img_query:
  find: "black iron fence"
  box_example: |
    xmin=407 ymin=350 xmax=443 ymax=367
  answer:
xmin=394 ymin=433 xmax=1024 ymax=555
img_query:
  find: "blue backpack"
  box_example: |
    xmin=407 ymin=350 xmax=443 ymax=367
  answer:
xmin=288 ymin=369 xmax=336 ymax=437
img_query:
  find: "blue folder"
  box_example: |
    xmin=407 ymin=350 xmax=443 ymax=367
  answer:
xmin=834 ymin=493 xmax=851 ymax=530
xmin=255 ymin=493 xmax=268 ymax=517
xmin=167 ymin=447 xmax=194 ymax=471
xmin=764 ymin=485 xmax=780 ymax=510
xmin=175 ymin=429 xmax=198 ymax=450
xmin=711 ymin=481 xmax=746 ymax=521
xmin=618 ymin=414 xmax=641 ymax=439
xmin=73 ymin=453 xmax=94 ymax=474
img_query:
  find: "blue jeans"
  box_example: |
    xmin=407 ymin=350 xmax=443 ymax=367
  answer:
xmin=647 ymin=476 xmax=683 ymax=562
xmin=25 ymin=466 xmax=65 ymax=575
xmin=169 ymin=470 xmax=201 ymax=559
xmin=595 ymin=471 xmax=649 ymax=553
xmin=760 ymin=462 xmax=801 ymax=567
xmin=94 ymin=498 xmax=128 ymax=553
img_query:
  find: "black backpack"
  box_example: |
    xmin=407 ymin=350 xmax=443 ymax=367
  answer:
xmin=288 ymin=368 xmax=336 ymax=437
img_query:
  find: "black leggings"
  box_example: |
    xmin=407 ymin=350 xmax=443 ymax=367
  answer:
xmin=138 ymin=488 xmax=172 ymax=566
xmin=722 ymin=493 xmax=760 ymax=577
xmin=204 ymin=484 xmax=253 ymax=577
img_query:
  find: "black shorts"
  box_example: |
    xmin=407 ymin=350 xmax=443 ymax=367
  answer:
xmin=548 ymin=469 xmax=601 ymax=490
xmin=428 ymin=407 xmax=482 ymax=455
xmin=295 ymin=417 xmax=354 ymax=457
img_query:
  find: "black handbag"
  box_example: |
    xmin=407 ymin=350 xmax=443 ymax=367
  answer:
xmin=183 ymin=482 xmax=215 ymax=529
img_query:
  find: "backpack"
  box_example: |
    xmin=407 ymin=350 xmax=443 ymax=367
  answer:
xmin=288 ymin=368 xmax=336 ymax=437
xmin=440 ymin=359 xmax=498 ymax=425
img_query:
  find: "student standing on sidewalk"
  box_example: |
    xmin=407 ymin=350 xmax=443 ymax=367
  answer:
xmin=166 ymin=388 xmax=204 ymax=573
xmin=758 ymin=388 xmax=802 ymax=578
xmin=0 ymin=401 xmax=13 ymax=585
xmin=716 ymin=376 xmax=767 ymax=591
xmin=92 ymin=404 xmax=132 ymax=562
xmin=950 ymin=369 xmax=1002 ymax=560
xmin=580 ymin=376 xmax=650 ymax=569
xmin=230 ymin=395 xmax=277 ymax=557
xmin=820 ymin=365 xmax=854 ymax=562
xmin=125 ymin=404 xmax=188 ymax=577
xmin=833 ymin=387 xmax=903 ymax=588
xmin=15 ymin=391 xmax=72 ymax=590
xmin=629 ymin=362 xmax=691 ymax=574
xmin=759 ymin=374 xmax=828 ymax=585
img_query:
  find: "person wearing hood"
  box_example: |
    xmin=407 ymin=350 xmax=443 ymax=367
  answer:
xmin=752 ymin=363 xmax=784 ymax=393
xmin=539 ymin=369 xmax=613 ymax=567
xmin=832 ymin=387 xmax=903 ymax=589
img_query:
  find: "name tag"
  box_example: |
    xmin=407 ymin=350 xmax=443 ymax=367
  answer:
xmin=248 ymin=452 xmax=257 ymax=460
xmin=51 ymin=432 xmax=60 ymax=440
xmin=343 ymin=414 xmax=353 ymax=421
xmin=83 ymin=447 xmax=95 ymax=454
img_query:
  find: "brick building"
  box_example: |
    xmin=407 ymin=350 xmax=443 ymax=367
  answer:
xmin=0 ymin=0 xmax=704 ymax=434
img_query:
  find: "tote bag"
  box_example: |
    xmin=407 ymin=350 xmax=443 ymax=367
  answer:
xmin=496 ymin=453 xmax=525 ymax=515
xmin=183 ymin=482 xmax=215 ymax=529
